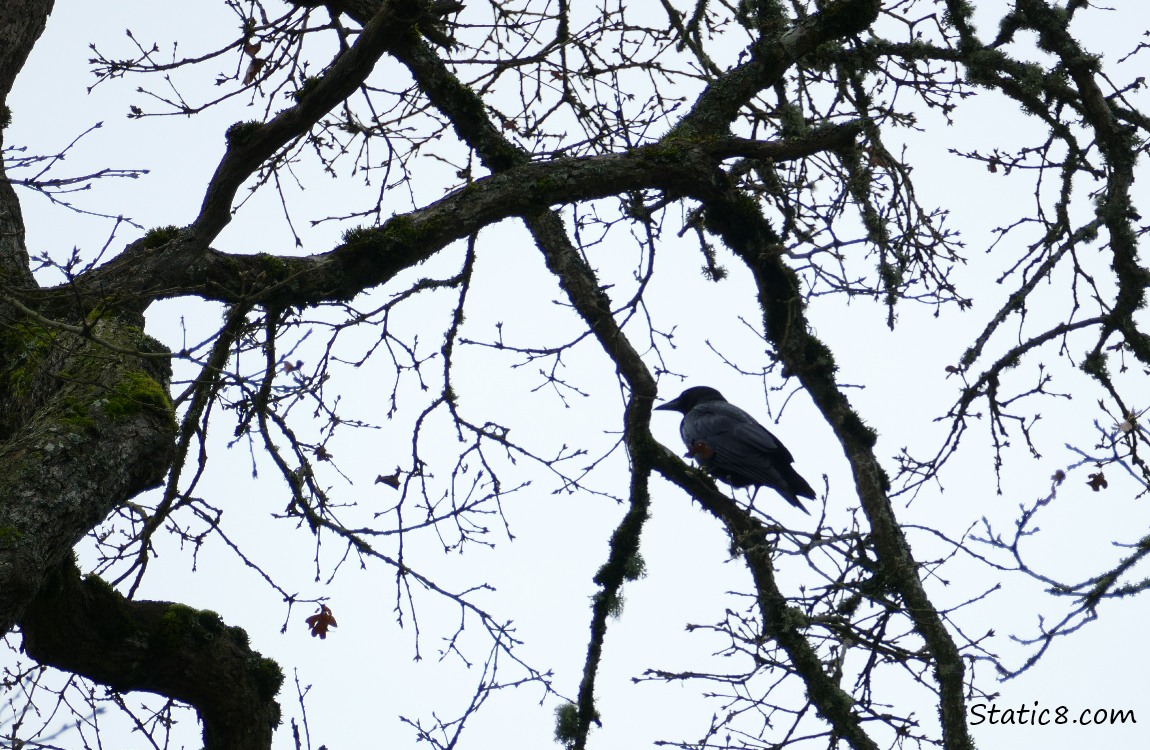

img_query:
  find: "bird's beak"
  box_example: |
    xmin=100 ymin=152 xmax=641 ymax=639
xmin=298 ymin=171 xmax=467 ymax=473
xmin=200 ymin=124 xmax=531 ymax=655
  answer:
xmin=653 ymin=397 xmax=679 ymax=411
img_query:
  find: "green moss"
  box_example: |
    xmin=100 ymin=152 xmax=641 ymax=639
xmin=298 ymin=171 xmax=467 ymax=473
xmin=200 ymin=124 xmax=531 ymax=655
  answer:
xmin=102 ymin=370 xmax=174 ymax=424
xmin=836 ymin=592 xmax=863 ymax=617
xmin=196 ymin=609 xmax=224 ymax=633
xmin=554 ymin=702 xmax=580 ymax=746
xmin=342 ymin=214 xmax=440 ymax=250
xmin=700 ymin=192 xmax=774 ymax=248
xmin=781 ymin=605 xmax=810 ymax=629
xmin=141 ymin=225 xmax=181 ymax=250
xmin=225 ymin=120 xmax=263 ymax=146
xmin=808 ymin=680 xmax=857 ymax=711
xmin=81 ymin=572 xmax=118 ymax=596
xmin=0 ymin=526 xmax=24 ymax=547
xmin=621 ymin=551 xmax=646 ymax=582
xmin=777 ymin=101 xmax=807 ymax=133
xmin=255 ymin=253 xmax=290 ymax=275
xmin=84 ymin=305 xmax=110 ymax=327
xmin=158 ymin=604 xmax=198 ymax=644
xmin=156 ymin=604 xmax=229 ymax=647
xmin=228 ymin=625 xmax=251 ymax=647
xmin=292 ymin=76 xmax=321 ymax=102
xmin=594 ymin=589 xmax=625 ymax=618
xmin=0 ymin=314 xmax=173 ymax=485
xmin=639 ymin=136 xmax=709 ymax=162
xmin=155 ymin=605 xmax=281 ymax=705
xmin=341 ymin=225 xmax=375 ymax=244
xmin=2 ymin=316 xmax=172 ymax=428
xmin=55 ymin=399 xmax=98 ymax=432
xmin=380 ymin=214 xmax=418 ymax=243
xmin=530 ymin=173 xmax=564 ymax=195
xmin=0 ymin=321 xmax=56 ymax=398
xmin=247 ymin=654 xmax=285 ymax=701
xmin=1080 ymin=349 xmax=1109 ymax=380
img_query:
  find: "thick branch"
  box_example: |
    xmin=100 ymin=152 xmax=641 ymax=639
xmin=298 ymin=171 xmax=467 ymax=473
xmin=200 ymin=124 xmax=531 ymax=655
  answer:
xmin=0 ymin=317 xmax=176 ymax=634
xmin=0 ymin=0 xmax=53 ymax=286
xmin=189 ymin=0 xmax=424 ymax=246
xmin=1015 ymin=0 xmax=1150 ymax=365
xmin=672 ymin=0 xmax=880 ymax=137
xmin=700 ymin=189 xmax=974 ymax=750
xmin=62 ymin=127 xmax=859 ymax=315
xmin=21 ymin=558 xmax=283 ymax=750
xmin=0 ymin=0 xmax=52 ymax=103
xmin=650 ymin=447 xmax=880 ymax=750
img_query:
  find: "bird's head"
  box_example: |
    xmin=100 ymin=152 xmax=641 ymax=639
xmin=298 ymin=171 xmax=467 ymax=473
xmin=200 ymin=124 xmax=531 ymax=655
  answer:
xmin=654 ymin=385 xmax=727 ymax=414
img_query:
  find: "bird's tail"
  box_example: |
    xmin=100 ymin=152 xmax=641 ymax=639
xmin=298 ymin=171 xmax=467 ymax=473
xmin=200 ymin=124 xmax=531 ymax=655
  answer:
xmin=781 ymin=490 xmax=811 ymax=515
xmin=781 ymin=465 xmax=816 ymax=514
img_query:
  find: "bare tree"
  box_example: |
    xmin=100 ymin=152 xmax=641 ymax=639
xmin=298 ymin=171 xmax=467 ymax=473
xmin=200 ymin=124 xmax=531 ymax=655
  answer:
xmin=1 ymin=0 xmax=1147 ymax=748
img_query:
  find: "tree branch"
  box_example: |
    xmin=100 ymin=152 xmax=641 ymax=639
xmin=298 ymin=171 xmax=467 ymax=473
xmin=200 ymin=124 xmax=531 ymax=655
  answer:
xmin=188 ymin=0 xmax=425 ymax=246
xmin=21 ymin=558 xmax=283 ymax=750
xmin=0 ymin=317 xmax=175 ymax=634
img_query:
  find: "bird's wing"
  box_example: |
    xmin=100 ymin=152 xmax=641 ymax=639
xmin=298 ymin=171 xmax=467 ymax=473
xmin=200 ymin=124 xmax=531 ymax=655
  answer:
xmin=681 ymin=402 xmax=815 ymax=509
xmin=682 ymin=402 xmax=796 ymax=478
xmin=676 ymin=400 xmax=795 ymax=460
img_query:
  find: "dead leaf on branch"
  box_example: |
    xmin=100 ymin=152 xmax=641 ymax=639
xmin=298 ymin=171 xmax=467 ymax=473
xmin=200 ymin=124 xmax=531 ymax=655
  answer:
xmin=306 ymin=604 xmax=338 ymax=639
xmin=375 ymin=468 xmax=402 ymax=489
xmin=243 ymin=57 xmax=266 ymax=85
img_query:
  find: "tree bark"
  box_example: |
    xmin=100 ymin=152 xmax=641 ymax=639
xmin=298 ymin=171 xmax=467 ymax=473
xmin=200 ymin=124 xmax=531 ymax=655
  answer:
xmin=0 ymin=318 xmax=175 ymax=633
xmin=0 ymin=0 xmax=52 ymax=283
xmin=22 ymin=557 xmax=283 ymax=750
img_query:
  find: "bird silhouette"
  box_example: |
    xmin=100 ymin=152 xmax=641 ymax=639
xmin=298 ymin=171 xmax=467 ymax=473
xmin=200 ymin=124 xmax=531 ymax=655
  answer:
xmin=655 ymin=385 xmax=815 ymax=513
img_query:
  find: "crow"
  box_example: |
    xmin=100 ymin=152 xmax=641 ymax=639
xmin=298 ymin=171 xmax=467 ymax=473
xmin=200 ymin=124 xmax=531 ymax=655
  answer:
xmin=654 ymin=386 xmax=815 ymax=513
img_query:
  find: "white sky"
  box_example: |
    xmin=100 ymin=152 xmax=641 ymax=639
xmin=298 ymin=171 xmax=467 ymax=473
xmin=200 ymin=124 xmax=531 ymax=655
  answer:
xmin=4 ymin=2 xmax=1149 ymax=749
